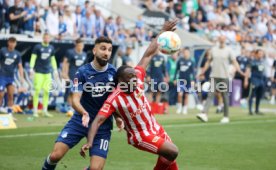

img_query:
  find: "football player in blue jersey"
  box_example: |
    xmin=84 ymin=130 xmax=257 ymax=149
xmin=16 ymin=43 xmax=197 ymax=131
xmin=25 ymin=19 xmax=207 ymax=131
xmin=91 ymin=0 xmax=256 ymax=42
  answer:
xmin=0 ymin=37 xmax=24 ymax=119
xmin=174 ymin=47 xmax=195 ymax=114
xmin=30 ymin=33 xmax=58 ymax=118
xmin=61 ymin=38 xmax=87 ymax=114
xmin=245 ymin=49 xmax=266 ymax=115
xmin=42 ymin=36 xmax=123 ymax=170
xmin=147 ymin=53 xmax=168 ymax=103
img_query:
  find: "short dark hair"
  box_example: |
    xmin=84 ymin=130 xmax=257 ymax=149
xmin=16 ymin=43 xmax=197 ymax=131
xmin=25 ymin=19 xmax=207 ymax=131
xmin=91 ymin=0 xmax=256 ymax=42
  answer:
xmin=113 ymin=65 xmax=132 ymax=86
xmin=8 ymin=37 xmax=17 ymax=42
xmin=95 ymin=36 xmax=112 ymax=45
xmin=75 ymin=38 xmax=83 ymax=44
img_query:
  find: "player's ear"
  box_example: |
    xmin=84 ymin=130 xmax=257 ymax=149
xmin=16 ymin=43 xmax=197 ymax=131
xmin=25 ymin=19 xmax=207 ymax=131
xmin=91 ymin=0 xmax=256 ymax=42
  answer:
xmin=92 ymin=46 xmax=96 ymax=55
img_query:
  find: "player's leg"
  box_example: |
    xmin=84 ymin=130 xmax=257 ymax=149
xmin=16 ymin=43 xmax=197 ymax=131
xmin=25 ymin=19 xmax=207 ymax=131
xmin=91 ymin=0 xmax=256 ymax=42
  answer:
xmin=42 ymin=142 xmax=70 ymax=170
xmin=270 ymin=83 xmax=276 ymax=104
xmin=248 ymin=83 xmax=256 ymax=115
xmin=6 ymin=84 xmax=15 ymax=115
xmin=255 ymin=85 xmax=264 ymax=114
xmin=43 ymin=117 xmax=86 ymax=169
xmin=42 ymin=73 xmax=52 ymax=117
xmin=88 ymin=132 xmax=111 ymax=170
xmin=182 ymin=92 xmax=189 ymax=115
xmin=176 ymin=91 xmax=183 ymax=114
xmin=33 ymin=73 xmax=43 ymax=117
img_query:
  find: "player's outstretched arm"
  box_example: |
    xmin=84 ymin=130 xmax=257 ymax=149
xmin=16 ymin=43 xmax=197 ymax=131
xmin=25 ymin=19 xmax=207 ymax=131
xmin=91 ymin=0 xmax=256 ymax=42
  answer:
xmin=80 ymin=114 xmax=107 ymax=158
xmin=72 ymin=92 xmax=90 ymax=127
xmin=138 ymin=19 xmax=178 ymax=70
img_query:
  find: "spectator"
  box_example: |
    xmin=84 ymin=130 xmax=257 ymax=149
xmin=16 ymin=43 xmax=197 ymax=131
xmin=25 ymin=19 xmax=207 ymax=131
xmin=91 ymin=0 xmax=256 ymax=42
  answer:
xmin=8 ymin=0 xmax=26 ymax=34
xmin=122 ymin=46 xmax=134 ymax=67
xmin=81 ymin=0 xmax=90 ymax=17
xmin=182 ymin=0 xmax=199 ymax=16
xmin=104 ymin=16 xmax=116 ymax=40
xmin=93 ymin=9 xmax=104 ymax=38
xmin=58 ymin=15 xmax=67 ymax=36
xmin=114 ymin=15 xmax=125 ymax=32
xmin=63 ymin=5 xmax=76 ymax=37
xmin=46 ymin=2 xmax=59 ymax=37
xmin=23 ymin=0 xmax=36 ymax=36
xmin=135 ymin=15 xmax=144 ymax=29
xmin=75 ymin=5 xmax=82 ymax=36
xmin=80 ymin=8 xmax=93 ymax=38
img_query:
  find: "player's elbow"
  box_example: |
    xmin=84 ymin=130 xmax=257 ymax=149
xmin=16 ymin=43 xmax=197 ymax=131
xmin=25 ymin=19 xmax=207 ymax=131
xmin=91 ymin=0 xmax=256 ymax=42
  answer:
xmin=168 ymin=145 xmax=179 ymax=161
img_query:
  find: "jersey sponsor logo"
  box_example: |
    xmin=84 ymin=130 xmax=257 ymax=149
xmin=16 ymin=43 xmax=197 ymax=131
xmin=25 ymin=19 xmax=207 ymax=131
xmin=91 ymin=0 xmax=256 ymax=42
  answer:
xmin=75 ymin=59 xmax=84 ymax=66
xmin=41 ymin=53 xmax=50 ymax=60
xmin=180 ymin=65 xmax=189 ymax=72
xmin=88 ymin=75 xmax=94 ymax=79
xmin=91 ymin=86 xmax=112 ymax=97
xmin=152 ymin=136 xmax=160 ymax=143
xmin=129 ymin=104 xmax=146 ymax=118
xmin=101 ymin=104 xmax=110 ymax=113
xmin=4 ymin=58 xmax=15 ymax=65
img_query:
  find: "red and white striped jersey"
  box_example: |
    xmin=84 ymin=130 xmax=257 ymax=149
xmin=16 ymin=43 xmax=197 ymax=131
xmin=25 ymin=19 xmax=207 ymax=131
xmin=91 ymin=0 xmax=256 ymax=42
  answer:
xmin=98 ymin=66 xmax=162 ymax=145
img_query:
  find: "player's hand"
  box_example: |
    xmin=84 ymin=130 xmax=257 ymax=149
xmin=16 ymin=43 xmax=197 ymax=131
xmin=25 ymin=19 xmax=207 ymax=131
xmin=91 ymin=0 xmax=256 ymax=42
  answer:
xmin=173 ymin=80 xmax=177 ymax=86
xmin=80 ymin=143 xmax=92 ymax=158
xmin=53 ymin=70 xmax=59 ymax=80
xmin=161 ymin=19 xmax=178 ymax=32
xmin=29 ymin=69 xmax=35 ymax=80
xmin=115 ymin=117 xmax=125 ymax=132
xmin=82 ymin=112 xmax=90 ymax=128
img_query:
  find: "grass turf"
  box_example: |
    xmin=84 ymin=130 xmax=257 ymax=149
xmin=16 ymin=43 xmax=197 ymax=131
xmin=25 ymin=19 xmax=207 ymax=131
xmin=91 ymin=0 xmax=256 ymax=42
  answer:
xmin=0 ymin=105 xmax=276 ymax=170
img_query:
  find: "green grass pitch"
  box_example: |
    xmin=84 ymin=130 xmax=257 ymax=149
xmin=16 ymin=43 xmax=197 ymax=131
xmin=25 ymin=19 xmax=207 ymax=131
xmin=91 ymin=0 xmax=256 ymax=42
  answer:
xmin=0 ymin=105 xmax=276 ymax=170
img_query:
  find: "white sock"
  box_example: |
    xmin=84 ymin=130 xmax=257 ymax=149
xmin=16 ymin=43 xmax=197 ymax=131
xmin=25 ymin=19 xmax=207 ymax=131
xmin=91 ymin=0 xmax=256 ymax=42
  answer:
xmin=176 ymin=103 xmax=182 ymax=110
xmin=33 ymin=107 xmax=38 ymax=114
xmin=43 ymin=107 xmax=48 ymax=113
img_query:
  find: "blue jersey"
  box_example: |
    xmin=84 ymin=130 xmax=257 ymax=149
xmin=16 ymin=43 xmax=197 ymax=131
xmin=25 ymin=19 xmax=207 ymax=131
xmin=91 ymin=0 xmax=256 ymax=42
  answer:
xmin=148 ymin=54 xmax=166 ymax=81
xmin=32 ymin=44 xmax=55 ymax=74
xmin=175 ymin=57 xmax=195 ymax=82
xmin=0 ymin=47 xmax=22 ymax=78
xmin=65 ymin=49 xmax=87 ymax=80
xmin=73 ymin=63 xmax=116 ymax=132
xmin=24 ymin=6 xmax=36 ymax=31
xmin=236 ymin=55 xmax=250 ymax=78
xmin=249 ymin=59 xmax=265 ymax=86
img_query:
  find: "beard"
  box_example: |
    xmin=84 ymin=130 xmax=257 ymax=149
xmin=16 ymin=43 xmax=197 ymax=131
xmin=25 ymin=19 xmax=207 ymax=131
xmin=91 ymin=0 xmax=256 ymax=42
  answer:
xmin=95 ymin=55 xmax=108 ymax=67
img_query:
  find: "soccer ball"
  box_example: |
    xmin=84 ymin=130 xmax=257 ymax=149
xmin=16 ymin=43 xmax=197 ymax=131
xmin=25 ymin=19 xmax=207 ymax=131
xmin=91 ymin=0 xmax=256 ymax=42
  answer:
xmin=157 ymin=31 xmax=181 ymax=55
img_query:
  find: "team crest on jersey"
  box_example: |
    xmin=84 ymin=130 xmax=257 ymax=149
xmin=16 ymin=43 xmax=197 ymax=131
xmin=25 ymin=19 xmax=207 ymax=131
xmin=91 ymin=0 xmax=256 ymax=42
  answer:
xmin=108 ymin=74 xmax=114 ymax=81
xmin=101 ymin=104 xmax=110 ymax=113
xmin=152 ymin=136 xmax=160 ymax=143
xmin=13 ymin=54 xmax=17 ymax=59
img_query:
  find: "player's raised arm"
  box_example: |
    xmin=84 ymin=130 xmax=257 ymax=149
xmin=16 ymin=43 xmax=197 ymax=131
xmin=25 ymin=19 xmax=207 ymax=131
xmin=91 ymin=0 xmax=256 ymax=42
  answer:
xmin=138 ymin=19 xmax=178 ymax=70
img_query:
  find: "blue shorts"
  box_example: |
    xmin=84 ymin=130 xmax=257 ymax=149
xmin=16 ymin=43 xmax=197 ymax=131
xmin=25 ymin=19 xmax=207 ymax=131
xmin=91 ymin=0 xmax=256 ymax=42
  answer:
xmin=56 ymin=114 xmax=111 ymax=158
xmin=177 ymin=81 xmax=191 ymax=93
xmin=0 ymin=76 xmax=14 ymax=91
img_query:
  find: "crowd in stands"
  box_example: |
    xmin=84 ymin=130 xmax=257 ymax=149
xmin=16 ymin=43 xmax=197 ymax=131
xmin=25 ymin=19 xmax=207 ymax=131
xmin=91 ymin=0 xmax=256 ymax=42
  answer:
xmin=0 ymin=0 xmax=275 ymax=115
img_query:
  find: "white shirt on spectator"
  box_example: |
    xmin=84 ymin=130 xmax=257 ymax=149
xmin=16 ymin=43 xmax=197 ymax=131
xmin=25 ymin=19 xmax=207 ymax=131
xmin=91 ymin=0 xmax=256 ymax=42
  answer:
xmin=64 ymin=13 xmax=76 ymax=36
xmin=46 ymin=9 xmax=59 ymax=36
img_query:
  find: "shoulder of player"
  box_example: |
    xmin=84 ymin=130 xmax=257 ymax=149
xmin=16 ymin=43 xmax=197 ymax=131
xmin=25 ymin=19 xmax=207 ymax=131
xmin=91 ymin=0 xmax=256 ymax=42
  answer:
xmin=107 ymin=63 xmax=117 ymax=72
xmin=106 ymin=89 xmax=121 ymax=103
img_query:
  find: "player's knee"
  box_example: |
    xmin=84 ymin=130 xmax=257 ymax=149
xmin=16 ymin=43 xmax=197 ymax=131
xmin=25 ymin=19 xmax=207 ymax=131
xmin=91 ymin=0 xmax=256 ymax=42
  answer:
xmin=49 ymin=151 xmax=63 ymax=162
xmin=89 ymin=165 xmax=103 ymax=170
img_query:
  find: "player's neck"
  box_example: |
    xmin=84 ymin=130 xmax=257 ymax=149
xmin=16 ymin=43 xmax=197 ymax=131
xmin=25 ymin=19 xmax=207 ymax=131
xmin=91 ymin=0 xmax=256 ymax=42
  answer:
xmin=42 ymin=42 xmax=49 ymax=47
xmin=91 ymin=61 xmax=108 ymax=72
xmin=7 ymin=47 xmax=14 ymax=52
xmin=75 ymin=48 xmax=82 ymax=54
